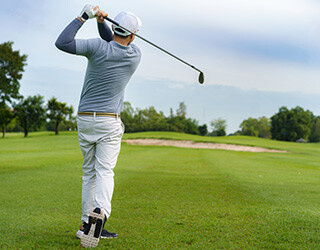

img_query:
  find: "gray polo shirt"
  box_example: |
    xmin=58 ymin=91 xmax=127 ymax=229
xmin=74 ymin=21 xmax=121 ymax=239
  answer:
xmin=75 ymin=39 xmax=141 ymax=114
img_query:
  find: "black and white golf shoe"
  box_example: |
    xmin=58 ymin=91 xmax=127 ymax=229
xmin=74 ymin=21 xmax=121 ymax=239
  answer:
xmin=100 ymin=214 xmax=118 ymax=239
xmin=76 ymin=211 xmax=118 ymax=246
xmin=80 ymin=207 xmax=105 ymax=248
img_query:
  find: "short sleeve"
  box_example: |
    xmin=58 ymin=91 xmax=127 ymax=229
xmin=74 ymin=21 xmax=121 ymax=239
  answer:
xmin=75 ymin=38 xmax=102 ymax=58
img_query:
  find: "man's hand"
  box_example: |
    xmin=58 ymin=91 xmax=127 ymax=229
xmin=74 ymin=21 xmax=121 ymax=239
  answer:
xmin=78 ymin=4 xmax=100 ymax=23
xmin=96 ymin=9 xmax=108 ymax=23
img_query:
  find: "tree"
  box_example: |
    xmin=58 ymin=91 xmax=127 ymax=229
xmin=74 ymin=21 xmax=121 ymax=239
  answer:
xmin=198 ymin=124 xmax=208 ymax=136
xmin=121 ymin=102 xmax=135 ymax=132
xmin=141 ymin=107 xmax=167 ymax=131
xmin=0 ymin=103 xmax=15 ymax=138
xmin=47 ymin=97 xmax=74 ymax=135
xmin=240 ymin=118 xmax=259 ymax=137
xmin=240 ymin=116 xmax=271 ymax=138
xmin=176 ymin=102 xmax=186 ymax=118
xmin=183 ymin=118 xmax=199 ymax=135
xmin=130 ymin=106 xmax=167 ymax=132
xmin=309 ymin=117 xmax=320 ymax=142
xmin=271 ymin=106 xmax=313 ymax=141
xmin=13 ymin=95 xmax=46 ymax=137
xmin=170 ymin=108 xmax=174 ymax=118
xmin=121 ymin=102 xmax=134 ymax=120
xmin=166 ymin=115 xmax=199 ymax=135
xmin=0 ymin=41 xmax=27 ymax=104
xmin=258 ymin=116 xmax=271 ymax=138
xmin=210 ymin=118 xmax=227 ymax=136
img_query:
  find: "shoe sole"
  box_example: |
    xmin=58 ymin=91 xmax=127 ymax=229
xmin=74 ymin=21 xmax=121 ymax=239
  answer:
xmin=101 ymin=235 xmax=118 ymax=239
xmin=81 ymin=209 xmax=105 ymax=248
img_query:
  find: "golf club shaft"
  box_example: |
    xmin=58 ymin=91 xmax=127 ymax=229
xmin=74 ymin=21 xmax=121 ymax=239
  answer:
xmin=104 ymin=16 xmax=202 ymax=74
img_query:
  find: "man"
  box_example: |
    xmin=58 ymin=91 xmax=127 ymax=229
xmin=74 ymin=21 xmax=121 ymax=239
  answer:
xmin=55 ymin=4 xmax=142 ymax=248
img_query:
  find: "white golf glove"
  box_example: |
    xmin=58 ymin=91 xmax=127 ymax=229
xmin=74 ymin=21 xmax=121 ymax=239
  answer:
xmin=78 ymin=4 xmax=99 ymax=22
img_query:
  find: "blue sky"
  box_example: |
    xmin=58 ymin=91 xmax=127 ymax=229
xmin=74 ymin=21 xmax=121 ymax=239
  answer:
xmin=1 ymin=0 xmax=320 ymax=133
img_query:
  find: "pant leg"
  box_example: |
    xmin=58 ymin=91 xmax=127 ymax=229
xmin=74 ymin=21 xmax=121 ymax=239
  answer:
xmin=77 ymin=116 xmax=97 ymax=223
xmin=94 ymin=117 xmax=124 ymax=219
xmin=80 ymin=141 xmax=96 ymax=223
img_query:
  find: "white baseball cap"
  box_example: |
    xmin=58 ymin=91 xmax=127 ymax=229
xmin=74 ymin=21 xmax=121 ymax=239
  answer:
xmin=113 ymin=11 xmax=142 ymax=37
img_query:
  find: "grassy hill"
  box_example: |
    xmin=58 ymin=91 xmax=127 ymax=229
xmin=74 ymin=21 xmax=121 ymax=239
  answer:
xmin=0 ymin=131 xmax=319 ymax=248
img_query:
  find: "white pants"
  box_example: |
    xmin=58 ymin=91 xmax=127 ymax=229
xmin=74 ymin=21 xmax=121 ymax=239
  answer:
xmin=77 ymin=115 xmax=124 ymax=223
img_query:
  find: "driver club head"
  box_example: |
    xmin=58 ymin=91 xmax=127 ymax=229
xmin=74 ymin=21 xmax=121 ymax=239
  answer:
xmin=199 ymin=72 xmax=204 ymax=84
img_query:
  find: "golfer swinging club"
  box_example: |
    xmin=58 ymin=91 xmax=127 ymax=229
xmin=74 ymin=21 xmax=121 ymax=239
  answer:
xmin=55 ymin=4 xmax=142 ymax=248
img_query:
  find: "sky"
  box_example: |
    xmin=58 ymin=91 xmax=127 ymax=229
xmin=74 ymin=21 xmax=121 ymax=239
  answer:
xmin=1 ymin=0 xmax=320 ymax=133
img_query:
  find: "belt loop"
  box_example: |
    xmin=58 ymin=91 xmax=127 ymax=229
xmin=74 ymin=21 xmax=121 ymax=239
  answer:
xmin=117 ymin=113 xmax=119 ymax=120
xmin=93 ymin=112 xmax=96 ymax=120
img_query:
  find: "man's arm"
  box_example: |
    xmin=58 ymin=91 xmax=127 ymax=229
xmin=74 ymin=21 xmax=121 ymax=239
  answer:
xmin=55 ymin=18 xmax=83 ymax=54
xmin=55 ymin=4 xmax=103 ymax=54
xmin=97 ymin=21 xmax=113 ymax=42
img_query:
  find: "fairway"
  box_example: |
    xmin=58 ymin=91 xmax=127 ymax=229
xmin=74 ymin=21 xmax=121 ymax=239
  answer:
xmin=0 ymin=131 xmax=319 ymax=249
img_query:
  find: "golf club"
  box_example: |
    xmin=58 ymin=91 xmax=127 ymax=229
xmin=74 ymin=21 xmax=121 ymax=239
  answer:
xmin=104 ymin=16 xmax=204 ymax=84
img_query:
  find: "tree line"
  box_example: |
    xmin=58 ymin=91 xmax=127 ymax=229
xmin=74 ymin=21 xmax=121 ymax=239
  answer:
xmin=1 ymin=95 xmax=74 ymax=138
xmin=121 ymin=101 xmax=206 ymax=135
xmin=122 ymin=103 xmax=320 ymax=142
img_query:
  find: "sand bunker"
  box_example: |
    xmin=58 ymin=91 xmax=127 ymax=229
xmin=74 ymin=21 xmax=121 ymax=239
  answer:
xmin=123 ymin=139 xmax=288 ymax=153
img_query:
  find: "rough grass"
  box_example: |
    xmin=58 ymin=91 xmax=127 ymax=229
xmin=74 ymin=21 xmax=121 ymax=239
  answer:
xmin=0 ymin=131 xmax=319 ymax=249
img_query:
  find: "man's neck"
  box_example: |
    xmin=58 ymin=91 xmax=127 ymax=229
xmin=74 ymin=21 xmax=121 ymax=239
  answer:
xmin=113 ymin=36 xmax=130 ymax=46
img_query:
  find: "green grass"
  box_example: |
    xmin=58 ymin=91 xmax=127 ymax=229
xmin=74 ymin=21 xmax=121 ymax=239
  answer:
xmin=0 ymin=131 xmax=319 ymax=249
